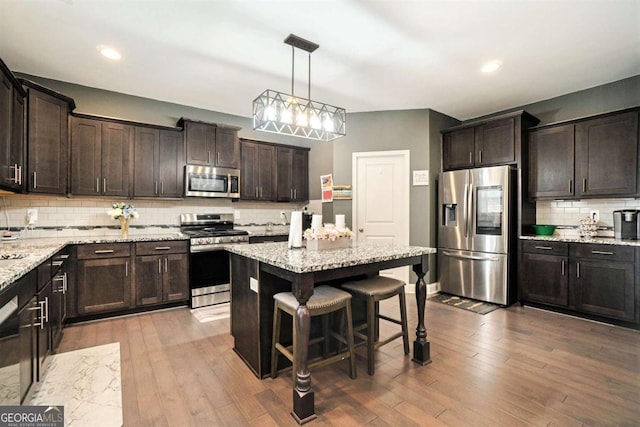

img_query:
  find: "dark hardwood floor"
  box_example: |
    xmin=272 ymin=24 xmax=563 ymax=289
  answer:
xmin=57 ymin=299 xmax=640 ymax=426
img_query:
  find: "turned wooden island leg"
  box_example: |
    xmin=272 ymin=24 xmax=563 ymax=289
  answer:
xmin=412 ymin=254 xmax=431 ymax=365
xmin=291 ymin=274 xmax=317 ymax=424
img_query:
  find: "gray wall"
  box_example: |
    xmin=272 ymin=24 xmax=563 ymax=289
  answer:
xmin=331 ymin=109 xmax=458 ymax=283
xmin=470 ymin=74 xmax=640 ymax=126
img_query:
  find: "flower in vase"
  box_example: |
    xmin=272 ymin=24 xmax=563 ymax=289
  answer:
xmin=107 ymin=203 xmax=139 ymax=221
xmin=303 ymin=224 xmax=354 ymax=241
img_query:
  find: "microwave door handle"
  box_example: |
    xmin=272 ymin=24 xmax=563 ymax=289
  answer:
xmin=227 ymin=173 xmax=231 ymax=195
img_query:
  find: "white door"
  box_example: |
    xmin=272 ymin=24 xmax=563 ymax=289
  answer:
xmin=353 ymin=150 xmax=410 ymax=284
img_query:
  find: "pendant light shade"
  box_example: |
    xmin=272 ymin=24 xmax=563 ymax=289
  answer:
xmin=253 ymin=34 xmax=346 ymax=141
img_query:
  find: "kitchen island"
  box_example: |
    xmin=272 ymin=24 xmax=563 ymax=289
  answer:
xmin=226 ymin=241 xmax=436 ymax=424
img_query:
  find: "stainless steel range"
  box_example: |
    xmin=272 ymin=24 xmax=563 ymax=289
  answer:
xmin=181 ymin=213 xmax=249 ymax=308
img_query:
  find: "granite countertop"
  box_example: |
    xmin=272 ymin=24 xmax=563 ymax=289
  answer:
xmin=238 ymin=225 xmax=289 ymax=237
xmin=225 ymin=241 xmax=437 ymax=274
xmin=0 ymin=233 xmax=187 ymax=291
xmin=520 ymin=235 xmax=640 ymax=247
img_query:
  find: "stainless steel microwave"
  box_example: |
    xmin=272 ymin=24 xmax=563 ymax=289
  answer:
xmin=184 ymin=165 xmax=240 ymax=198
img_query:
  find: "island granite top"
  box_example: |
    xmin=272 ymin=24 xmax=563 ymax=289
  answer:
xmin=225 ymin=241 xmax=437 ymax=274
xmin=0 ymin=233 xmax=187 ymax=291
xmin=520 ymin=235 xmax=640 ymax=247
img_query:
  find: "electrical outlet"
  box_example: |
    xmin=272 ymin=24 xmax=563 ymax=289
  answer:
xmin=234 ymin=210 xmax=240 ymax=219
xmin=589 ymin=210 xmax=600 ymax=222
xmin=280 ymin=211 xmax=286 ymax=218
xmin=26 ymin=209 xmax=38 ymax=225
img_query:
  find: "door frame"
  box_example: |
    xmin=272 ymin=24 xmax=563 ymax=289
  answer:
xmin=352 ymin=150 xmax=411 ymax=285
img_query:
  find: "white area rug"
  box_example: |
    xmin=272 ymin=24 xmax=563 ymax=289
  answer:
xmin=191 ymin=303 xmax=230 ymax=323
xmin=29 ymin=342 xmax=123 ymax=427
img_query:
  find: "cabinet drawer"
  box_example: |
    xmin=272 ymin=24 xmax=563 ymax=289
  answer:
xmin=135 ymin=240 xmax=188 ymax=255
xmin=77 ymin=243 xmax=131 ymax=259
xmin=522 ymin=240 xmax=569 ymax=255
xmin=575 ymin=244 xmax=634 ymax=262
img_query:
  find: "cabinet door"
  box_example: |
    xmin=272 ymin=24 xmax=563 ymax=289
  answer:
xmin=163 ymin=253 xmax=189 ymax=302
xmin=528 ymin=124 xmax=575 ymax=199
xmin=521 ymin=252 xmax=569 ymax=307
xmin=158 ymin=130 xmax=183 ymax=198
xmin=276 ymin=147 xmax=293 ymax=201
xmin=575 ymin=259 xmax=635 ymax=322
xmin=135 ymin=255 xmax=163 ymax=306
xmin=475 ymin=117 xmax=515 ymax=166
xmin=70 ymin=117 xmax=102 ymax=195
xmin=291 ymin=148 xmax=308 ymax=202
xmin=215 ymin=127 xmax=240 ymax=169
xmin=27 ymin=88 xmax=69 ymax=194
xmin=36 ymin=280 xmax=52 ymax=380
xmin=184 ymin=121 xmax=215 ymax=165
xmin=257 ymin=144 xmax=275 ymax=201
xmin=575 ymin=112 xmax=639 ymax=197
xmin=241 ymin=141 xmax=259 ymax=200
xmin=101 ymin=122 xmax=132 ymax=196
xmin=19 ymin=298 xmax=36 ymax=404
xmin=9 ymin=91 xmax=24 ymax=191
xmin=77 ymin=257 xmax=131 ymax=314
xmin=443 ymin=127 xmax=475 ymax=170
xmin=133 ymin=126 xmax=159 ymax=197
xmin=0 ymin=75 xmax=12 ymax=189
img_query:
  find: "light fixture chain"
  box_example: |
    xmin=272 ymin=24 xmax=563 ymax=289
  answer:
xmin=291 ymin=45 xmax=295 ymax=97
xmin=308 ymin=52 xmax=311 ymax=100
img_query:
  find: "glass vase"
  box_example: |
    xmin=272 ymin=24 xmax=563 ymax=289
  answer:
xmin=119 ymin=217 xmax=130 ymax=239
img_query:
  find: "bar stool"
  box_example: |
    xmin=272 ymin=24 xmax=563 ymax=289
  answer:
xmin=271 ymin=285 xmax=357 ymax=380
xmin=341 ymin=275 xmax=409 ymax=375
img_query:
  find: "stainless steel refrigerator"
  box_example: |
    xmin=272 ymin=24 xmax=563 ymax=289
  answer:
xmin=438 ymin=165 xmax=515 ymax=305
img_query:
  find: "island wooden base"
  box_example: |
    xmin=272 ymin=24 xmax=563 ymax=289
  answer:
xmin=412 ymin=341 xmax=432 ymax=365
xmin=292 ymin=389 xmax=316 ymax=425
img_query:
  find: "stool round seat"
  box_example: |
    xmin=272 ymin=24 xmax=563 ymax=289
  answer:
xmin=342 ymin=276 xmax=406 ymax=298
xmin=271 ymin=285 xmax=357 ymax=381
xmin=274 ymin=285 xmax=352 ymax=312
xmin=341 ymin=275 xmax=409 ymax=375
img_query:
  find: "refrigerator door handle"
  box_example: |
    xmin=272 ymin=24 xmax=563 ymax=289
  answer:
xmin=467 ymin=173 xmax=474 ymax=240
xmin=442 ymin=251 xmax=500 ymax=262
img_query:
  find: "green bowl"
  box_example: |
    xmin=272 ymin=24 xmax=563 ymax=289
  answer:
xmin=533 ymin=225 xmax=556 ymax=236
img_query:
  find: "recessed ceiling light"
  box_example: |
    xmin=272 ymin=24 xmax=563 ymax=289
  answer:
xmin=481 ymin=60 xmax=502 ymax=73
xmin=97 ymin=45 xmax=121 ymax=60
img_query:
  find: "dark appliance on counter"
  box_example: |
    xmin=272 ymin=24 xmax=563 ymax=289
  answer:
xmin=180 ymin=213 xmax=249 ymax=308
xmin=302 ymin=212 xmax=313 ymax=230
xmin=184 ymin=165 xmax=240 ymax=198
xmin=613 ymin=209 xmax=640 ymax=240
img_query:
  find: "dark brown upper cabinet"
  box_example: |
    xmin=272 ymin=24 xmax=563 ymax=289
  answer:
xmin=21 ymin=79 xmax=75 ymax=195
xmin=528 ymin=124 xmax=575 ymax=199
xmin=276 ymin=146 xmax=309 ymax=202
xmin=0 ymin=58 xmax=26 ymax=192
xmin=133 ymin=126 xmax=184 ymax=198
xmin=528 ymin=108 xmax=639 ymax=200
xmin=180 ymin=118 xmax=240 ymax=169
xmin=442 ymin=111 xmax=538 ymax=171
xmin=240 ymin=139 xmax=275 ymax=201
xmin=575 ymin=111 xmax=639 ymax=198
xmin=70 ymin=115 xmax=132 ymax=197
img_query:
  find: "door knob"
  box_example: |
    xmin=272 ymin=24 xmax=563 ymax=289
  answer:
xmin=358 ymin=228 xmax=364 ymax=232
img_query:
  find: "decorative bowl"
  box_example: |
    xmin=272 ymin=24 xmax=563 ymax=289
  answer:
xmin=533 ymin=225 xmax=556 ymax=236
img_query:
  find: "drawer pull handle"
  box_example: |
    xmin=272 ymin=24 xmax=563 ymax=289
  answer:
xmin=52 ymin=260 xmax=64 ymax=267
xmin=591 ymin=250 xmax=614 ymax=255
xmin=561 ymin=260 xmax=565 ymax=276
xmin=94 ymin=249 xmax=115 ymax=254
xmin=154 ymin=246 xmax=171 ymax=250
xmin=534 ymin=246 xmax=553 ymax=250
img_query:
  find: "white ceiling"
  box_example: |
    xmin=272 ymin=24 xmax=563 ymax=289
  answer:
xmin=0 ymin=0 xmax=638 ymax=121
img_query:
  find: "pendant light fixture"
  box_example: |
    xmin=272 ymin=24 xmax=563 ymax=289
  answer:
xmin=253 ymin=34 xmax=346 ymax=141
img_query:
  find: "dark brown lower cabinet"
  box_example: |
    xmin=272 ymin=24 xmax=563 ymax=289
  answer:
xmin=134 ymin=241 xmax=188 ymax=306
xmin=76 ymin=243 xmax=132 ymax=315
xmin=19 ymin=297 xmax=37 ymax=403
xmin=36 ymin=280 xmax=52 ymax=380
xmin=574 ymin=258 xmax=635 ymax=322
xmin=521 ymin=241 xmax=638 ymax=325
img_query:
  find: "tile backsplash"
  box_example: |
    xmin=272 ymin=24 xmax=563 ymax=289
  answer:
xmin=536 ymin=198 xmax=640 ymax=238
xmin=0 ymin=195 xmax=318 ymax=239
